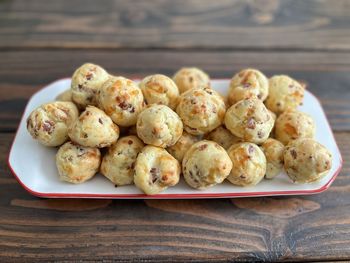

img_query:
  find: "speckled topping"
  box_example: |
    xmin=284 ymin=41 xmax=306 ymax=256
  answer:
xmin=71 ymin=63 xmax=109 ymax=108
xmin=260 ymin=138 xmax=285 ymax=179
xmin=68 ymin=106 xmax=119 ymax=148
xmin=167 ymin=131 xmax=200 ymax=162
xmin=173 ymin=67 xmax=210 ymax=94
xmin=227 ymin=142 xmax=266 ymax=187
xmin=284 ymin=138 xmax=332 ymax=183
xmin=100 ymin=136 xmax=144 ymax=186
xmin=140 ymin=74 xmax=180 ymax=110
xmin=265 ymin=75 xmax=304 ymax=114
xmin=56 ymin=141 xmax=101 ymax=184
xmin=275 ymin=110 xmax=315 ymax=145
xmin=182 ymin=140 xmax=232 ymax=189
xmin=176 ymin=87 xmax=226 ymax=135
xmin=98 ymin=76 xmax=145 ymax=127
xmin=205 ymin=125 xmax=241 ymax=150
xmin=228 ymin=68 xmax=269 ymax=105
xmin=224 ymin=98 xmax=274 ymax=144
xmin=137 ymin=104 xmax=183 ymax=148
xmin=134 ymin=145 xmax=180 ymax=195
xmin=27 ymin=101 xmax=79 ymax=147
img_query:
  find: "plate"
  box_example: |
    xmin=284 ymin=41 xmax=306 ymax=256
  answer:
xmin=8 ymin=78 xmax=343 ymax=199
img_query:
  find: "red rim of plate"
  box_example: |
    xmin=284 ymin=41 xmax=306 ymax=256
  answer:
xmin=7 ymin=78 xmax=343 ymax=199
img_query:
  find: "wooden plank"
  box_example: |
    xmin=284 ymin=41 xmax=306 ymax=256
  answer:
xmin=1 ymin=132 xmax=350 ymax=262
xmin=0 ymin=0 xmax=350 ymax=50
xmin=0 ymin=50 xmax=350 ymax=132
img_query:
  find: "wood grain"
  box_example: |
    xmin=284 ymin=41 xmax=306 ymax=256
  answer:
xmin=0 ymin=131 xmax=349 ymax=262
xmin=0 ymin=0 xmax=350 ymax=50
xmin=1 ymin=50 xmax=350 ymax=132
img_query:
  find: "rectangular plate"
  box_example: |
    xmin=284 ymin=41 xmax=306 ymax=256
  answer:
xmin=8 ymin=78 xmax=343 ymax=199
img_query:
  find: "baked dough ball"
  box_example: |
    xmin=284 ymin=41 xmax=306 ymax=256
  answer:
xmin=260 ymin=138 xmax=285 ymax=179
xmin=205 ymin=125 xmax=241 ymax=150
xmin=71 ymin=63 xmax=109 ymax=108
xmin=27 ymin=101 xmax=79 ymax=147
xmin=176 ymin=87 xmax=226 ymax=135
xmin=98 ymin=76 xmax=145 ymax=127
xmin=182 ymin=140 xmax=232 ymax=189
xmin=68 ymin=106 xmax=119 ymax=147
xmin=56 ymin=141 xmax=101 ymax=184
xmin=224 ymin=98 xmax=274 ymax=144
xmin=167 ymin=131 xmax=200 ymax=162
xmin=173 ymin=67 xmax=210 ymax=94
xmin=137 ymin=104 xmax=183 ymax=147
xmin=140 ymin=74 xmax=180 ymax=110
xmin=275 ymin=110 xmax=315 ymax=145
xmin=227 ymin=142 xmax=266 ymax=186
xmin=228 ymin=68 xmax=269 ymax=105
xmin=56 ymin=89 xmax=72 ymax=102
xmin=265 ymin=75 xmax=304 ymax=114
xmin=134 ymin=145 xmax=180 ymax=195
xmin=100 ymin=136 xmax=144 ymax=186
xmin=284 ymin=138 xmax=332 ymax=183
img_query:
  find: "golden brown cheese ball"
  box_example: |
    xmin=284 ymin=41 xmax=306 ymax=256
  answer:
xmin=224 ymin=98 xmax=274 ymax=144
xmin=140 ymin=74 xmax=180 ymax=110
xmin=136 ymin=104 xmax=183 ymax=148
xmin=275 ymin=110 xmax=315 ymax=145
xmin=68 ymin=106 xmax=119 ymax=148
xmin=260 ymin=138 xmax=285 ymax=179
xmin=100 ymin=136 xmax=144 ymax=186
xmin=173 ymin=67 xmax=210 ymax=94
xmin=166 ymin=131 xmax=200 ymax=162
xmin=134 ymin=145 xmax=180 ymax=195
xmin=227 ymin=142 xmax=266 ymax=186
xmin=265 ymin=75 xmax=304 ymax=114
xmin=56 ymin=89 xmax=72 ymax=102
xmin=182 ymin=140 xmax=232 ymax=189
xmin=71 ymin=63 xmax=109 ymax=108
xmin=284 ymin=138 xmax=332 ymax=183
xmin=27 ymin=101 xmax=79 ymax=147
xmin=98 ymin=76 xmax=145 ymax=127
xmin=228 ymin=68 xmax=269 ymax=105
xmin=205 ymin=125 xmax=241 ymax=150
xmin=56 ymin=141 xmax=101 ymax=184
xmin=176 ymin=87 xmax=226 ymax=135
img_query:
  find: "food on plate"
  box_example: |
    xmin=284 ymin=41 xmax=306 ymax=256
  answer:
xmin=275 ymin=109 xmax=315 ymax=145
xmin=205 ymin=125 xmax=241 ymax=150
xmin=182 ymin=140 xmax=232 ymax=189
xmin=27 ymin=101 xmax=79 ymax=147
xmin=227 ymin=142 xmax=266 ymax=186
xmin=173 ymin=67 xmax=210 ymax=94
xmin=56 ymin=89 xmax=72 ymax=102
xmin=68 ymin=106 xmax=119 ymax=147
xmin=134 ymin=145 xmax=180 ymax=195
xmin=176 ymin=87 xmax=226 ymax=135
xmin=140 ymin=74 xmax=180 ymax=110
xmin=228 ymin=68 xmax=269 ymax=105
xmin=260 ymin=138 xmax=285 ymax=179
xmin=56 ymin=141 xmax=101 ymax=184
xmin=100 ymin=135 xmax=144 ymax=186
xmin=98 ymin=76 xmax=144 ymax=127
xmin=224 ymin=98 xmax=274 ymax=144
xmin=265 ymin=75 xmax=304 ymax=114
xmin=284 ymin=138 xmax=332 ymax=183
xmin=137 ymin=104 xmax=183 ymax=147
xmin=71 ymin=63 xmax=109 ymax=108
xmin=167 ymin=131 xmax=200 ymax=162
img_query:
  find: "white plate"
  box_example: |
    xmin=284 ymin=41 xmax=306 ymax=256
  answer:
xmin=8 ymin=78 xmax=343 ymax=199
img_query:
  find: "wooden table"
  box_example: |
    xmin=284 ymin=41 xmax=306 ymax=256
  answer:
xmin=1 ymin=0 xmax=350 ymax=262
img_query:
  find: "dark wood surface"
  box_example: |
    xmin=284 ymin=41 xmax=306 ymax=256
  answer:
xmin=1 ymin=0 xmax=350 ymax=262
